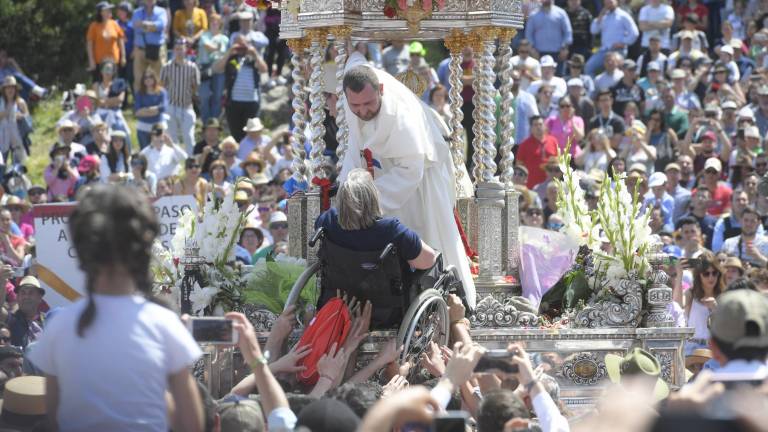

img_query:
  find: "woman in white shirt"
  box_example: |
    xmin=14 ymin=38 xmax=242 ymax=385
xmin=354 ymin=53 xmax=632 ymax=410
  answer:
xmin=683 ymin=251 xmax=726 ymax=356
xmin=28 ymin=185 xmax=203 ymax=432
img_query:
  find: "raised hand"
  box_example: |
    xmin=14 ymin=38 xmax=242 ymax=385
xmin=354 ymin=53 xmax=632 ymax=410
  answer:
xmin=420 ymin=341 xmax=446 ymax=377
xmin=443 ymin=342 xmax=486 ymax=388
xmin=381 ymin=374 xmax=409 ymax=398
xmin=316 ymin=342 xmax=348 ymax=385
xmin=268 ymin=343 xmax=311 ymax=374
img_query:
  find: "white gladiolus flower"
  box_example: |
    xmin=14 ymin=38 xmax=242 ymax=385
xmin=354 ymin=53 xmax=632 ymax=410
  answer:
xmin=189 ymin=282 xmax=219 ymax=316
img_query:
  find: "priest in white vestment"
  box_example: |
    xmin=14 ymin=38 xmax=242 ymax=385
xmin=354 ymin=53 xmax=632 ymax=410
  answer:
xmin=338 ymin=53 xmax=476 ymax=308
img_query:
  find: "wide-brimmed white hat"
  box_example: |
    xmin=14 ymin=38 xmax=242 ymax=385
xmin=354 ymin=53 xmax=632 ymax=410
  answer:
xmin=243 ymin=117 xmax=265 ymax=133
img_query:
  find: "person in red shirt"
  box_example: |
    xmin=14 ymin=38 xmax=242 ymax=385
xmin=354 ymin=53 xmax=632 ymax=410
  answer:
xmin=515 ymin=115 xmax=560 ymax=189
xmin=695 ymin=157 xmax=732 ymax=217
xmin=677 ymin=1 xmax=708 ymax=32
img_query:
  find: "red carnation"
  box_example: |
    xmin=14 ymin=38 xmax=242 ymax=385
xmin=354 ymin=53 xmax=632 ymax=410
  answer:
xmin=383 ymin=4 xmax=397 ymax=17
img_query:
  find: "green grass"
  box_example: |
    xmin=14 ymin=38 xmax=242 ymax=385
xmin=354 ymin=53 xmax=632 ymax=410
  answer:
xmin=27 ymin=95 xmax=140 ymax=186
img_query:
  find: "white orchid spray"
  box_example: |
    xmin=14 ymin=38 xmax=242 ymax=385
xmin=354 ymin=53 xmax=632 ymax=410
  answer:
xmin=553 ymin=141 xmax=601 ymax=250
xmin=594 ymin=171 xmax=652 ymax=285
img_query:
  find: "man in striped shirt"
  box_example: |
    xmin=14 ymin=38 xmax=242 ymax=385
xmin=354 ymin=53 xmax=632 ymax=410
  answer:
xmin=161 ymin=38 xmax=200 ymax=154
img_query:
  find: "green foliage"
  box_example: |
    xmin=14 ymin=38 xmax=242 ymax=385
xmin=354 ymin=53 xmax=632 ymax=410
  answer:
xmin=243 ymin=261 xmax=318 ymax=315
xmin=0 ymin=0 xmax=93 ymax=88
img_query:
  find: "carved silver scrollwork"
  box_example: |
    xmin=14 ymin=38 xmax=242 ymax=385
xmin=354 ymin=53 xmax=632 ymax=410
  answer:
xmin=644 ymin=241 xmax=675 ymax=327
xmin=559 ymin=352 xmax=608 ymax=385
xmin=470 ymin=294 xmax=538 ymax=327
xmin=234 ymin=304 xmax=278 ymax=332
xmin=332 ymin=27 xmax=351 ymax=171
xmin=444 ymin=30 xmax=468 ymax=195
xmin=470 ymin=29 xmax=499 ymax=183
xmin=575 ymin=277 xmax=644 ymax=328
xmin=653 ymin=351 xmax=673 ymax=383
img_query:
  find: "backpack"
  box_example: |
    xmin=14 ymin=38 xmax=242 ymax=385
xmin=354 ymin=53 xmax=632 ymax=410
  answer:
xmin=295 ymin=297 xmax=351 ymax=386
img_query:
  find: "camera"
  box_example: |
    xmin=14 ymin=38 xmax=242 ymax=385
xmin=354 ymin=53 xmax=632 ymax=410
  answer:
xmin=474 ymin=349 xmax=520 ymax=374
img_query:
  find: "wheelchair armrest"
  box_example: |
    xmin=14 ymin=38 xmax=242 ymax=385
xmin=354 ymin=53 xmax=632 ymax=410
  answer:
xmin=308 ymin=228 xmax=325 ymax=248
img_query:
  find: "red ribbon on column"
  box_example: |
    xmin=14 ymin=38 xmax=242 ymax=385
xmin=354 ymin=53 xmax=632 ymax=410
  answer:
xmin=362 ymin=149 xmax=375 ymax=178
xmin=312 ymin=177 xmax=332 ymax=211
xmin=454 ymin=207 xmax=477 ymax=259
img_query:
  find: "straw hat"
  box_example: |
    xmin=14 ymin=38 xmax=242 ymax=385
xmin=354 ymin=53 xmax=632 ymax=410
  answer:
xmin=0 ymin=376 xmax=46 ymax=427
xmin=685 ymin=348 xmax=713 ymax=368
xmin=239 ymin=152 xmax=266 ymax=172
xmin=4 ymin=195 xmax=30 ymax=212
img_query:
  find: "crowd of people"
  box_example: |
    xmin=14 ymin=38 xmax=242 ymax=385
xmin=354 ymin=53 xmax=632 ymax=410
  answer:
xmin=0 ymin=0 xmax=768 ymax=429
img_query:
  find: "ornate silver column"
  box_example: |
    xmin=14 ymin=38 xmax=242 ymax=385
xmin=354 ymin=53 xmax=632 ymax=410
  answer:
xmin=287 ymin=38 xmax=310 ymax=186
xmin=307 ymin=28 xmax=329 ymax=180
xmin=498 ymin=29 xmax=521 ymax=276
xmin=470 ymin=28 xmax=504 ymax=282
xmin=332 ymin=26 xmax=351 ymax=172
xmin=498 ymin=29 xmax=516 ymax=186
xmin=306 ymin=29 xmax=329 ymax=264
xmin=444 ymin=30 xmax=468 ymax=195
xmin=286 ymin=38 xmax=310 ymax=260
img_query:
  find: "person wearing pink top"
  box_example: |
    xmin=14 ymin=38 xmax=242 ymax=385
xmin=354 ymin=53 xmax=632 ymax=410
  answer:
xmin=544 ymin=98 xmax=584 ymax=156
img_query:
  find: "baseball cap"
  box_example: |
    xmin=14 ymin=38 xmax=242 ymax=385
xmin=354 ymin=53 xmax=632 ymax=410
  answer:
xmin=745 ymin=125 xmax=761 ymax=138
xmin=629 ymin=162 xmax=647 ymax=175
xmin=567 ymin=77 xmax=584 ymax=87
xmin=721 ymin=100 xmax=738 ymax=110
xmin=78 ymin=154 xmax=100 ymax=174
xmin=710 ymin=290 xmax=768 ymax=348
xmin=700 ymin=130 xmax=717 ymax=142
xmin=647 ymin=61 xmax=661 ymax=72
xmin=17 ymin=275 xmax=44 ymax=296
xmin=238 ymin=11 xmax=254 ymax=20
xmin=664 ymin=162 xmax=681 ymax=172
xmin=622 ymin=59 xmax=637 ymax=70
xmin=269 ymin=211 xmax=288 ymax=226
xmin=704 ymin=157 xmax=723 ymax=172
xmin=540 ymin=55 xmax=556 ymax=68
xmin=720 ymin=45 xmax=734 ymax=56
xmin=738 ymin=106 xmax=756 ymax=119
xmin=648 ymin=172 xmax=667 ymax=188
xmin=96 ymin=1 xmax=114 ymax=10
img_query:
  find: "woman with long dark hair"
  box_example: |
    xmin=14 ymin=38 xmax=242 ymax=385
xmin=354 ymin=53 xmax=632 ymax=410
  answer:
xmin=28 ymin=185 xmax=203 ymax=431
xmin=683 ymin=250 xmax=726 ymax=356
xmin=100 ymin=130 xmax=131 ymax=183
xmin=0 ymin=76 xmax=29 ymax=164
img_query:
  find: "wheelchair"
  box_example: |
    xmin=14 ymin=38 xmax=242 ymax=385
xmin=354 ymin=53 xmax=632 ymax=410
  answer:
xmin=284 ymin=228 xmax=470 ymax=378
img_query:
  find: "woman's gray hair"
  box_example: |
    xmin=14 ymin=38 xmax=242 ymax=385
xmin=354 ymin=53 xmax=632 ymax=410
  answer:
xmin=337 ymin=168 xmax=382 ymax=230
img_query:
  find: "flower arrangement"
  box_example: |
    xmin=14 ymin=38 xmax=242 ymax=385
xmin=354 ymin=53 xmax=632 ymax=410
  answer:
xmin=151 ymin=190 xmax=251 ymax=315
xmin=541 ymin=141 xmax=653 ymax=322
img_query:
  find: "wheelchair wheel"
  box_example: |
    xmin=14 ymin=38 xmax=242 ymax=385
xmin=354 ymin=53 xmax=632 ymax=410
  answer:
xmin=397 ymin=288 xmax=449 ymax=379
xmin=283 ymin=261 xmax=321 ymax=326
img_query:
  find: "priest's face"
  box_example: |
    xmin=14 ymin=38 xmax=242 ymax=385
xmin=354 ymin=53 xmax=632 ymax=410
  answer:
xmin=346 ymin=83 xmax=383 ymax=121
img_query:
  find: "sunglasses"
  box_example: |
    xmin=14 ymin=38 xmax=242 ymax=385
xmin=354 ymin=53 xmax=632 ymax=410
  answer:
xmin=187 ymin=164 xmax=201 ymax=169
xmin=526 ymin=210 xmax=543 ymax=216
xmin=271 ymin=222 xmax=288 ymax=230
xmin=258 ymin=206 xmax=271 ymax=212
xmin=29 ymin=191 xmax=43 ymax=196
xmin=701 ymin=270 xmax=719 ymax=278
xmin=559 ymin=104 xmax=572 ymax=108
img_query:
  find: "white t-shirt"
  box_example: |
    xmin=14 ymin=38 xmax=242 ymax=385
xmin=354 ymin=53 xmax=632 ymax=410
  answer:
xmin=140 ymin=143 xmax=188 ymax=180
xmin=28 ymin=294 xmax=202 ymax=432
xmin=638 ymin=4 xmax=674 ymax=48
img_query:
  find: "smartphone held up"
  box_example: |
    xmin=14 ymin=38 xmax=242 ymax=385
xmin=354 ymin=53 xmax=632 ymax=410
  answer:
xmin=186 ymin=317 xmax=238 ymax=345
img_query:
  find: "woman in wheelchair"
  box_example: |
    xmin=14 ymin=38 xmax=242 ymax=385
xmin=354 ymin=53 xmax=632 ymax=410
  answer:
xmin=313 ymin=168 xmax=440 ymax=328
xmin=315 ymin=168 xmax=437 ymax=270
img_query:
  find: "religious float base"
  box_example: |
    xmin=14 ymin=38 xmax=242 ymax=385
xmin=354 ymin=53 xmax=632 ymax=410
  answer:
xmin=197 ymin=326 xmax=692 ymax=413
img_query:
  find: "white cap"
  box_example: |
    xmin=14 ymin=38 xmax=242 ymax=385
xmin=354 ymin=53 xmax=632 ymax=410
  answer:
xmin=738 ymin=106 xmax=755 ymax=119
xmin=238 ymin=11 xmax=254 ymax=20
xmin=704 ymin=157 xmax=723 ymax=172
xmin=629 ymin=162 xmax=647 ymax=175
xmin=567 ymin=77 xmax=584 ymax=87
xmin=670 ymin=68 xmax=686 ymax=79
xmin=721 ymin=100 xmax=738 ymax=110
xmin=647 ymin=61 xmax=661 ymax=71
xmin=540 ymin=55 xmax=556 ymax=68
xmin=720 ymin=45 xmax=734 ymax=56
xmin=648 ymin=172 xmax=668 ymax=188
xmin=269 ymin=211 xmax=288 ymax=225
xmin=745 ymin=125 xmax=761 ymax=138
